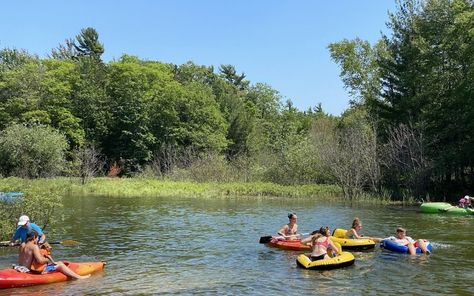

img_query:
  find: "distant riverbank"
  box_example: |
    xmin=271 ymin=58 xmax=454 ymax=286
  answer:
xmin=0 ymin=177 xmax=396 ymax=203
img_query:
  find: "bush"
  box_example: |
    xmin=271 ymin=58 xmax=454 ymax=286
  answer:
xmin=0 ymin=179 xmax=62 ymax=240
xmin=0 ymin=124 xmax=68 ymax=178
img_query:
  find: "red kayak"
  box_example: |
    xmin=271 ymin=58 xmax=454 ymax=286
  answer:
xmin=267 ymin=237 xmax=311 ymax=251
xmin=0 ymin=261 xmax=105 ymax=289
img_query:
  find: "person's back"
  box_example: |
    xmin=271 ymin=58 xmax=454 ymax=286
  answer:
xmin=18 ymin=240 xmax=36 ymax=269
xmin=309 ymin=226 xmax=337 ymax=261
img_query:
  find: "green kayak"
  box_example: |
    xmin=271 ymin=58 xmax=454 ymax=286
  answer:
xmin=420 ymin=202 xmax=474 ymax=215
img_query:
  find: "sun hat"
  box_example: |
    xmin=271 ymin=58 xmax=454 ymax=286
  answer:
xmin=17 ymin=215 xmax=29 ymax=226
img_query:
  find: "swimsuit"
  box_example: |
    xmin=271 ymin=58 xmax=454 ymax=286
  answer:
xmin=285 ymin=225 xmax=297 ymax=235
xmin=310 ymin=254 xmax=325 ymax=261
xmin=315 ymin=237 xmax=330 ymax=248
xmin=279 ymin=225 xmax=297 ymax=236
xmin=310 ymin=237 xmax=330 ymax=260
xmin=43 ymin=263 xmax=57 ymax=273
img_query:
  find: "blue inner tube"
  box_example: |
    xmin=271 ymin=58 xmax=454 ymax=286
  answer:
xmin=380 ymin=238 xmax=433 ymax=254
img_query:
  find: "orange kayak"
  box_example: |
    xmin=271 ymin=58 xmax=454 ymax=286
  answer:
xmin=0 ymin=261 xmax=105 ymax=289
xmin=267 ymin=237 xmax=311 ymax=251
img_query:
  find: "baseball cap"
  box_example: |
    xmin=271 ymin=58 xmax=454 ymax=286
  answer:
xmin=18 ymin=215 xmax=29 ymax=226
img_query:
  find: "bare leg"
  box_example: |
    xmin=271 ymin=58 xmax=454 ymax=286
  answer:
xmin=55 ymin=261 xmax=91 ymax=280
xmin=406 ymin=242 xmax=416 ymax=255
xmin=416 ymin=239 xmax=429 ymax=254
xmin=367 ymin=237 xmax=382 ymax=243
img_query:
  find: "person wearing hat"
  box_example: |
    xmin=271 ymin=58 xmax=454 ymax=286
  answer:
xmin=391 ymin=227 xmax=430 ymax=255
xmin=10 ymin=215 xmax=46 ymax=246
xmin=463 ymin=195 xmax=472 ymax=208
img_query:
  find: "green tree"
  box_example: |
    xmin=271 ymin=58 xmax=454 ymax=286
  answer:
xmin=328 ymin=38 xmax=388 ymax=105
xmin=0 ymin=124 xmax=68 ymax=178
xmin=150 ymin=80 xmax=228 ymax=153
xmin=219 ymin=64 xmax=249 ymax=91
xmin=174 ymin=62 xmax=253 ymax=158
xmin=50 ymin=38 xmax=77 ymax=60
xmin=70 ymin=55 xmax=109 ymax=146
xmin=74 ymin=27 xmax=104 ymax=59
xmin=104 ymin=56 xmax=158 ymax=173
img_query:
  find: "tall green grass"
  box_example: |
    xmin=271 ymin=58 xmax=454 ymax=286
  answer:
xmin=0 ymin=177 xmax=343 ymax=199
xmin=0 ymin=177 xmax=400 ymax=204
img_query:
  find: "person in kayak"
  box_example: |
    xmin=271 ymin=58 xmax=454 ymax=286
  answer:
xmin=345 ymin=218 xmax=382 ymax=242
xmin=16 ymin=231 xmax=90 ymax=279
xmin=277 ymin=213 xmax=299 ymax=240
xmin=10 ymin=215 xmax=46 ymax=246
xmin=460 ymin=195 xmax=472 ymax=208
xmin=390 ymin=227 xmax=430 ymax=255
xmin=301 ymin=226 xmax=339 ymax=261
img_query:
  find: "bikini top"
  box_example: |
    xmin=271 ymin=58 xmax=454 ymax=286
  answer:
xmin=315 ymin=237 xmax=330 ymax=248
xmin=346 ymin=229 xmax=356 ymax=239
xmin=284 ymin=224 xmax=297 ymax=235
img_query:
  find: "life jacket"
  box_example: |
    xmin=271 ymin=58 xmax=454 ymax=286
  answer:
xmin=30 ymin=246 xmax=52 ymax=273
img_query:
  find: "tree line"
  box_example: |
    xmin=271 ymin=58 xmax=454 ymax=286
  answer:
xmin=0 ymin=0 xmax=472 ymax=201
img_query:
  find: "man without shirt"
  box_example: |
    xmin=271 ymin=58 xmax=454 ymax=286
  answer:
xmin=17 ymin=231 xmax=90 ymax=280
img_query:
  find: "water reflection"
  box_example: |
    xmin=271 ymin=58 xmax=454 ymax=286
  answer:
xmin=0 ymin=196 xmax=472 ymax=295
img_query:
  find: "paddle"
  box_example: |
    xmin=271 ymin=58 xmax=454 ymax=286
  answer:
xmin=0 ymin=240 xmax=79 ymax=247
xmin=259 ymin=233 xmax=310 ymax=244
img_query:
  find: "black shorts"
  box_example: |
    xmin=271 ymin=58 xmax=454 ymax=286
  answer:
xmin=310 ymin=254 xmax=325 ymax=261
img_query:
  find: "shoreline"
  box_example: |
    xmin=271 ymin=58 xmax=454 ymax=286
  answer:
xmin=0 ymin=177 xmax=396 ymax=204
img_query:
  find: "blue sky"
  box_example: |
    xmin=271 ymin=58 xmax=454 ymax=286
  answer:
xmin=1 ymin=1 xmax=396 ymax=115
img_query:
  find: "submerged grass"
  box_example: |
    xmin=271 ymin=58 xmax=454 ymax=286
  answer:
xmin=0 ymin=177 xmax=394 ymax=204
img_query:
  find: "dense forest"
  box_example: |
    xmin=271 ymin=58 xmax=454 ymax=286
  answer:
xmin=0 ymin=0 xmax=473 ymax=201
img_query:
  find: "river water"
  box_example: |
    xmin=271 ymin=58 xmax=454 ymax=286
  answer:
xmin=0 ymin=195 xmax=473 ymax=295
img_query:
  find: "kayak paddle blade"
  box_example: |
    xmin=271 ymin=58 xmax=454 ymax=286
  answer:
xmin=58 ymin=240 xmax=79 ymax=246
xmin=259 ymin=236 xmax=273 ymax=244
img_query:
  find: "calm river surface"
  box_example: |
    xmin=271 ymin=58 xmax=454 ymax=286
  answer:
xmin=0 ymin=195 xmax=473 ymax=295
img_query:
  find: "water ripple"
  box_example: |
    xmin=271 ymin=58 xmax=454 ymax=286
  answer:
xmin=0 ymin=197 xmax=472 ymax=295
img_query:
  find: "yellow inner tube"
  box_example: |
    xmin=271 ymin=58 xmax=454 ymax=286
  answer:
xmin=296 ymin=243 xmax=355 ymax=270
xmin=330 ymin=228 xmax=375 ymax=250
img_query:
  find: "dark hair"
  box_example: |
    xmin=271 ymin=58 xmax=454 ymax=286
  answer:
xmin=319 ymin=226 xmax=330 ymax=236
xmin=288 ymin=213 xmax=296 ymax=219
xmin=26 ymin=230 xmax=38 ymax=242
xmin=310 ymin=230 xmax=319 ymax=235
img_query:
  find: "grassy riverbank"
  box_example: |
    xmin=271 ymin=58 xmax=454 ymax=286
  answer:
xmin=0 ymin=177 xmax=341 ymax=198
xmin=0 ymin=177 xmax=396 ymax=203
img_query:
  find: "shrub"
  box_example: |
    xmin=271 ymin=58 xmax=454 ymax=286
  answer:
xmin=0 ymin=124 xmax=68 ymax=178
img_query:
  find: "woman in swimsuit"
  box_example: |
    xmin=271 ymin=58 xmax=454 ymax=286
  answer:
xmin=302 ymin=226 xmax=339 ymax=261
xmin=277 ymin=213 xmax=298 ymax=240
xmin=345 ymin=217 xmax=382 ymax=243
